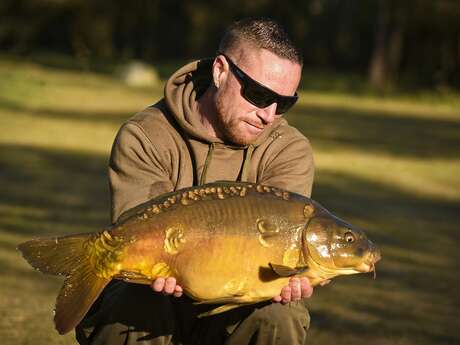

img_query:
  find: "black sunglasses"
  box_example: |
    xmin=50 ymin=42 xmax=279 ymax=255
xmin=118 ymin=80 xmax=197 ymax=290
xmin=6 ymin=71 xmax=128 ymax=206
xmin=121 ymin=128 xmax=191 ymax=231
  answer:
xmin=217 ymin=52 xmax=298 ymax=115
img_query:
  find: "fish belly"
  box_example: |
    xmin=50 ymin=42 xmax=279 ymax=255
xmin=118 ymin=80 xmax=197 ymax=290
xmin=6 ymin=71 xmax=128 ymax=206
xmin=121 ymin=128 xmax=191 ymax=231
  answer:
xmin=173 ymin=234 xmax=288 ymax=301
xmin=112 ymin=188 xmax=305 ymax=301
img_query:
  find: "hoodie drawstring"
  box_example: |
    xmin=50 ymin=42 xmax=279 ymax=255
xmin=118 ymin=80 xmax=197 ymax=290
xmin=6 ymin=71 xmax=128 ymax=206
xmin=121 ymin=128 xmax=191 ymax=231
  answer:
xmin=240 ymin=145 xmax=255 ymax=182
xmin=200 ymin=143 xmax=254 ymax=185
xmin=200 ymin=142 xmax=215 ymax=185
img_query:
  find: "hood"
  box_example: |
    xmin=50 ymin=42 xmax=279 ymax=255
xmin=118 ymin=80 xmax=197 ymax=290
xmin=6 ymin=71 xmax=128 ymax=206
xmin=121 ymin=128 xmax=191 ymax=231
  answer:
xmin=164 ymin=58 xmax=284 ymax=147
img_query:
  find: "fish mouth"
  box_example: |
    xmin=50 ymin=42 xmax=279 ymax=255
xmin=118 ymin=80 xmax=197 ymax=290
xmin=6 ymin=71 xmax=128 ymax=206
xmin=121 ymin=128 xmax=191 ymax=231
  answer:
xmin=356 ymin=250 xmax=381 ymax=278
xmin=355 ymin=262 xmax=374 ymax=273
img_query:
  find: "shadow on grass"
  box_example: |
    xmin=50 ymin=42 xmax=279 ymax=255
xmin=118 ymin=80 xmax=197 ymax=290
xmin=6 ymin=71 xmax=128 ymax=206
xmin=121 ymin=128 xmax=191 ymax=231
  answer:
xmin=4 ymin=53 xmax=186 ymax=81
xmin=288 ymin=103 xmax=460 ymax=159
xmin=309 ymin=307 xmax=458 ymax=345
xmin=0 ymin=144 xmax=110 ymax=237
xmin=0 ymin=98 xmax=135 ymax=126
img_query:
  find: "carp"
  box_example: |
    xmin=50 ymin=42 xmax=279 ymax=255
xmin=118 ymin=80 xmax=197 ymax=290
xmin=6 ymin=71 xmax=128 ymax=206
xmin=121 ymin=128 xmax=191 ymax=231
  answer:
xmin=18 ymin=181 xmax=380 ymax=334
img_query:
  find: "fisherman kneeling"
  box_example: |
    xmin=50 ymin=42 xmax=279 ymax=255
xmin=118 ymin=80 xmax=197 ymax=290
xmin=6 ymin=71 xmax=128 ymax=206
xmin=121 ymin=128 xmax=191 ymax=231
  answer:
xmin=77 ymin=17 xmax=315 ymax=345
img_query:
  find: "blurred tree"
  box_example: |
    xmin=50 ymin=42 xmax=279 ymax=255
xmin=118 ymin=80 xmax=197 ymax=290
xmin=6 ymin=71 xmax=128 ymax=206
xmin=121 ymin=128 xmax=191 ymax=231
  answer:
xmin=368 ymin=0 xmax=460 ymax=91
xmin=368 ymin=0 xmax=406 ymax=92
xmin=0 ymin=0 xmax=459 ymax=89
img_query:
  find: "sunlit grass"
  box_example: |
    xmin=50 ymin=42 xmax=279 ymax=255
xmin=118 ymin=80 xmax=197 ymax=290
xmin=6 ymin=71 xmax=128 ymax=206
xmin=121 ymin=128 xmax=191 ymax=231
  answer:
xmin=0 ymin=58 xmax=162 ymax=153
xmin=0 ymin=56 xmax=459 ymax=345
xmin=316 ymin=152 xmax=460 ymax=200
xmin=298 ymin=90 xmax=460 ymax=120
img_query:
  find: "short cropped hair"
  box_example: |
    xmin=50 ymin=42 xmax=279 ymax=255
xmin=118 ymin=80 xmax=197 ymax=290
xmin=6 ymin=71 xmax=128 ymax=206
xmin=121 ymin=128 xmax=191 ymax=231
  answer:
xmin=218 ymin=17 xmax=303 ymax=65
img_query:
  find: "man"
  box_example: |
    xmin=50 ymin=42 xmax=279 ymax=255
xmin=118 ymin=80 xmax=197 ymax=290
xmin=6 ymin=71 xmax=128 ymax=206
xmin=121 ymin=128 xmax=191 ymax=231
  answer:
xmin=77 ymin=17 xmax=315 ymax=345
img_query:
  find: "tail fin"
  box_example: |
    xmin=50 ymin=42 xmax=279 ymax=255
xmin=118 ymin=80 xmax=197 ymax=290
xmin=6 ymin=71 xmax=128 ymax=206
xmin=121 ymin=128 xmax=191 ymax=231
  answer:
xmin=18 ymin=233 xmax=111 ymax=334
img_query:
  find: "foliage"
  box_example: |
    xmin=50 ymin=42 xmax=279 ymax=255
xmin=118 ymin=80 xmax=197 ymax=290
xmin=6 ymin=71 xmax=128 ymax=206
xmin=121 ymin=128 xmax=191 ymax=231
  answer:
xmin=0 ymin=0 xmax=459 ymax=89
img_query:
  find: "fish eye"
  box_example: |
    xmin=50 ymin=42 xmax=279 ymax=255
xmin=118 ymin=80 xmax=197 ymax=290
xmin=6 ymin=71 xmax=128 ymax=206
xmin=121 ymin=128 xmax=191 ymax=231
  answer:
xmin=344 ymin=231 xmax=355 ymax=243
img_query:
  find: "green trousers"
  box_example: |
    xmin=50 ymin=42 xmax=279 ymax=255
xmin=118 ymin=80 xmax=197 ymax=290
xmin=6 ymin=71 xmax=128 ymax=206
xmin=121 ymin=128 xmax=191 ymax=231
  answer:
xmin=76 ymin=281 xmax=310 ymax=345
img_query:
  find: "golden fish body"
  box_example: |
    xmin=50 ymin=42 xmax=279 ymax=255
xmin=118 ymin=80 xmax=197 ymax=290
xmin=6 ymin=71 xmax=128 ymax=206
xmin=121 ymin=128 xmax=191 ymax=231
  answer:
xmin=115 ymin=188 xmax=307 ymax=302
xmin=18 ymin=181 xmax=380 ymax=334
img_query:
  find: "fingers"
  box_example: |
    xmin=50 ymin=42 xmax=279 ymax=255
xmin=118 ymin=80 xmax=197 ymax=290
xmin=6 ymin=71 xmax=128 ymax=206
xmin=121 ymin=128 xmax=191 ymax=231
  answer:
xmin=173 ymin=284 xmax=183 ymax=298
xmin=164 ymin=277 xmax=176 ymax=294
xmin=275 ymin=277 xmax=314 ymax=304
xmin=151 ymin=277 xmax=183 ymax=297
xmin=300 ymin=277 xmax=313 ymax=298
xmin=152 ymin=277 xmax=165 ymax=292
xmin=280 ymin=285 xmax=292 ymax=304
xmin=290 ymin=278 xmax=302 ymax=300
xmin=272 ymin=295 xmax=282 ymax=303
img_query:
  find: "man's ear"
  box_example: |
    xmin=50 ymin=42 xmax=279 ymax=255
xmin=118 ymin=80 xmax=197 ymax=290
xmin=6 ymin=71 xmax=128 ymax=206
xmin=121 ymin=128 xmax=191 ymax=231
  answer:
xmin=212 ymin=55 xmax=228 ymax=89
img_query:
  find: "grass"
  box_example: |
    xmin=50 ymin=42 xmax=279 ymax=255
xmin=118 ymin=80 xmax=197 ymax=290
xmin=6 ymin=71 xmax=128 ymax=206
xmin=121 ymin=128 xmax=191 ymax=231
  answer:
xmin=0 ymin=56 xmax=459 ymax=345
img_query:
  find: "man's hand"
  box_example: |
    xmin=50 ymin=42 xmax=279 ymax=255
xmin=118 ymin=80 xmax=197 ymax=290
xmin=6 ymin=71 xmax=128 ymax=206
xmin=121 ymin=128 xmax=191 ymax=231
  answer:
xmin=273 ymin=277 xmax=313 ymax=304
xmin=151 ymin=277 xmax=183 ymax=297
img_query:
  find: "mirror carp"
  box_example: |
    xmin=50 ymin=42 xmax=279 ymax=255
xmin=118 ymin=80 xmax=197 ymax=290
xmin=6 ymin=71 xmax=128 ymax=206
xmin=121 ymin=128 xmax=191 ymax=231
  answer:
xmin=18 ymin=181 xmax=381 ymax=334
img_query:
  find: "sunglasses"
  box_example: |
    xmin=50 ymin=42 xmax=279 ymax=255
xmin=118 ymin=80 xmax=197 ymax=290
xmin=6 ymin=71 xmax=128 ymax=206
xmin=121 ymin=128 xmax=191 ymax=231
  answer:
xmin=217 ymin=52 xmax=298 ymax=115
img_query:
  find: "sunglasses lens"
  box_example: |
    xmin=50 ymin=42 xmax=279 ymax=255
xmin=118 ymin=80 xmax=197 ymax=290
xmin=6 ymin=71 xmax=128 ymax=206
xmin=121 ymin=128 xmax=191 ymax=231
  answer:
xmin=243 ymin=84 xmax=274 ymax=109
xmin=244 ymin=84 xmax=297 ymax=114
xmin=275 ymin=97 xmax=297 ymax=114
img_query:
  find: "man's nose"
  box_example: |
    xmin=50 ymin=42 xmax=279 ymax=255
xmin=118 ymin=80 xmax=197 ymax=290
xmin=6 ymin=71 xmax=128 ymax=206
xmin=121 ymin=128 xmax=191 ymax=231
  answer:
xmin=256 ymin=103 xmax=277 ymax=125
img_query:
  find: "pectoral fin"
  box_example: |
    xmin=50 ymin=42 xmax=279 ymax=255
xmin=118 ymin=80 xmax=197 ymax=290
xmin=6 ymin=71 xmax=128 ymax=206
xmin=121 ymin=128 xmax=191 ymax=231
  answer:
xmin=113 ymin=271 xmax=153 ymax=285
xmin=269 ymin=263 xmax=308 ymax=277
xmin=194 ymin=296 xmax=242 ymax=305
xmin=195 ymin=295 xmax=269 ymax=318
xmin=194 ymin=295 xmax=264 ymax=305
xmin=198 ymin=304 xmax=242 ymax=317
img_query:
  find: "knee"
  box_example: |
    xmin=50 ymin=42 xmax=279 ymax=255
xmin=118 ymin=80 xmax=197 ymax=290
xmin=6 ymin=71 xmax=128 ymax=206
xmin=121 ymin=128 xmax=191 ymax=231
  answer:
xmin=225 ymin=302 xmax=311 ymax=345
xmin=109 ymin=282 xmax=169 ymax=313
xmin=255 ymin=301 xmax=310 ymax=330
xmin=77 ymin=282 xmax=176 ymax=344
xmin=82 ymin=281 xmax=175 ymax=329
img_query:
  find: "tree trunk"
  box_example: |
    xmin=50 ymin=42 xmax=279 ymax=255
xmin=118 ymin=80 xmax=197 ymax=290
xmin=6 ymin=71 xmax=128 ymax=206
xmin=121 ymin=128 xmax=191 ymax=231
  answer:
xmin=369 ymin=0 xmax=389 ymax=91
xmin=387 ymin=17 xmax=404 ymax=80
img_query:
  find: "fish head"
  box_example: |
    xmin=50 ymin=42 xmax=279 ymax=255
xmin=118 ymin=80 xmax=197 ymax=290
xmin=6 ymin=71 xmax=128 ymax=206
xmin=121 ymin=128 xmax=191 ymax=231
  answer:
xmin=302 ymin=205 xmax=380 ymax=277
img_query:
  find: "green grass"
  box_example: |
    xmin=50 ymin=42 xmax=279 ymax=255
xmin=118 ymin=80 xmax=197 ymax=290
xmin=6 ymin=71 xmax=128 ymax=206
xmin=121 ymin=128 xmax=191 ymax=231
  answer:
xmin=0 ymin=56 xmax=459 ymax=345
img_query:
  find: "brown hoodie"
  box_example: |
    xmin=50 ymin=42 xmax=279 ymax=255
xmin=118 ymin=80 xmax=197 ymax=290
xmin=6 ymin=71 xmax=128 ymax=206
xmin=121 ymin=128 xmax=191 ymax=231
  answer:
xmin=109 ymin=58 xmax=314 ymax=223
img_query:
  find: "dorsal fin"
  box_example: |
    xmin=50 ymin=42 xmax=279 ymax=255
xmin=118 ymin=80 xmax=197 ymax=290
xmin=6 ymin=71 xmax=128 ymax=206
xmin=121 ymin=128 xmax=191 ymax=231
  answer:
xmin=116 ymin=182 xmax=309 ymax=225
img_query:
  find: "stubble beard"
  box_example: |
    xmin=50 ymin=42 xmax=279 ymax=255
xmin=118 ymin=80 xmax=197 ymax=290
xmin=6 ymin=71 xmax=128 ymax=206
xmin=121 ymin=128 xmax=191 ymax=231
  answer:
xmin=215 ymin=98 xmax=258 ymax=146
xmin=222 ymin=122 xmax=253 ymax=146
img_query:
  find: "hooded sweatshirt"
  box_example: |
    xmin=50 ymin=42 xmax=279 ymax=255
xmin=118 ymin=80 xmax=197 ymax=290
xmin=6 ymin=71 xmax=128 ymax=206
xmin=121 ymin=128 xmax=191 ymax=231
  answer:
xmin=109 ymin=58 xmax=314 ymax=223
